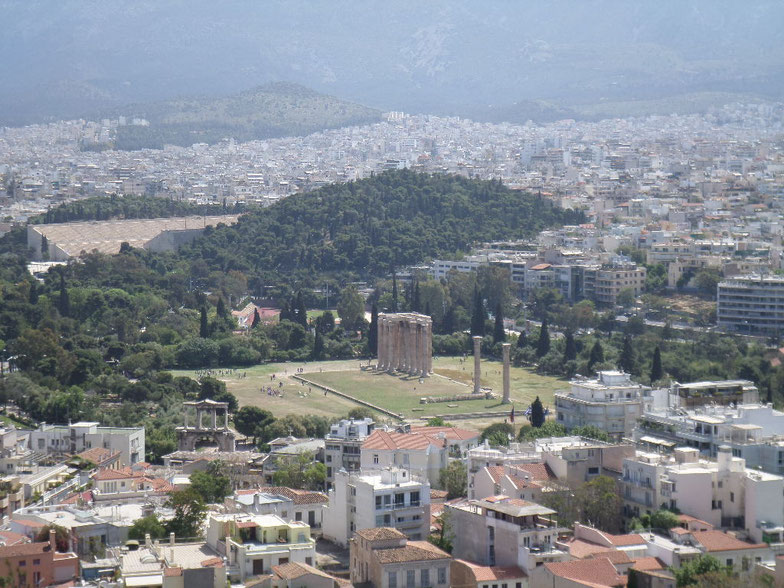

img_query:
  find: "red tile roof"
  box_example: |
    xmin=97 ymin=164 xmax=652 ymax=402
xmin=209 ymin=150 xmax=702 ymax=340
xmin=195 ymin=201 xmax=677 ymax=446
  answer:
xmin=0 ymin=531 xmax=29 ymax=546
xmin=354 ymin=527 xmax=406 ymax=542
xmin=631 ymin=557 xmax=666 ymax=572
xmin=373 ymin=540 xmax=451 ymax=564
xmin=0 ymin=541 xmax=51 ymax=558
xmin=164 ymin=567 xmax=183 ymax=577
xmin=76 ymin=447 xmax=120 ymax=465
xmin=409 ymin=426 xmax=480 ymax=441
xmin=607 ymin=533 xmax=645 ymax=546
xmin=544 ymin=557 xmax=626 ymax=587
xmin=272 ymin=562 xmax=333 ymax=580
xmin=362 ymin=430 xmax=441 ymax=451
xmin=256 ymin=486 xmax=328 ymax=505
xmin=692 ymin=530 xmax=768 ymax=552
xmin=565 ymin=538 xmax=617 ymax=559
xmin=454 ymin=559 xmax=527 ymax=581
xmin=511 ymin=462 xmax=557 ymax=481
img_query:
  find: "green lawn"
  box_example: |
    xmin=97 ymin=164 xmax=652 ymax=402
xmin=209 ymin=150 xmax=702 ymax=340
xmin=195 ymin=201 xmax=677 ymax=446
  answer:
xmin=170 ymin=356 xmax=564 ymax=423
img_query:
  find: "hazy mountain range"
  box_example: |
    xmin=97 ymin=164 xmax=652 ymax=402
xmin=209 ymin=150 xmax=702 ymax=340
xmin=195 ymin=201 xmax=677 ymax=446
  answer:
xmin=2 ymin=1 xmax=783 ymax=126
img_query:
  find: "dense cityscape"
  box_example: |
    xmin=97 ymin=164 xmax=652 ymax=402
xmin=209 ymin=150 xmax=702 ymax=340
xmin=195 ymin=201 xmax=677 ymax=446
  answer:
xmin=3 ymin=3 xmax=784 ymax=588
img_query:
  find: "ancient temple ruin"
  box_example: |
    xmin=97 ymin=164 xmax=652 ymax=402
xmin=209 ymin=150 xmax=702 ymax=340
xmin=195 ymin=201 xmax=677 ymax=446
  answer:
xmin=376 ymin=313 xmax=433 ymax=377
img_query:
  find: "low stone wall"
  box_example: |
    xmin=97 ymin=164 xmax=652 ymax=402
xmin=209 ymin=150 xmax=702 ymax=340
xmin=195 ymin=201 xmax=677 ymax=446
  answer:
xmin=419 ymin=391 xmax=495 ymax=404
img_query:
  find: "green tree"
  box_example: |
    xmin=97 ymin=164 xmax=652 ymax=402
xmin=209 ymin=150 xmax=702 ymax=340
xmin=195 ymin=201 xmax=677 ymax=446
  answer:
xmin=588 ymin=341 xmax=604 ymax=373
xmin=391 ymin=273 xmax=399 ymax=313
xmin=189 ymin=461 xmax=232 ymax=504
xmin=337 ymin=285 xmax=364 ymax=332
xmin=617 ymin=287 xmax=636 ymax=308
xmin=216 ymin=297 xmax=229 ymax=319
xmin=233 ymin=406 xmax=274 ymax=443
xmin=536 ymin=316 xmax=550 ymax=358
xmin=199 ymin=307 xmax=209 ymax=338
xmin=564 ymin=330 xmax=577 ymax=361
xmin=165 ymin=488 xmax=208 ymax=539
xmin=695 ymin=269 xmax=722 ymax=299
xmin=128 ymin=515 xmax=167 ymax=541
xmin=439 ymin=461 xmax=467 ymax=499
xmin=251 ymin=308 xmax=260 ymax=328
xmin=272 ymin=452 xmax=327 ymax=490
xmin=493 ymin=301 xmax=506 ymax=344
xmin=294 ymin=291 xmax=308 ymax=328
xmin=35 ymin=525 xmax=69 ymax=552
xmin=530 ymin=396 xmax=545 ymax=428
xmin=619 ymin=335 xmax=636 ymax=374
xmin=575 ymin=476 xmax=623 ymax=533
xmin=368 ymin=302 xmax=379 ymax=357
xmin=671 ymin=554 xmax=727 ymax=587
xmin=650 ymin=346 xmax=663 ymax=383
xmin=58 ymin=273 xmax=70 ymax=317
xmin=470 ymin=285 xmax=486 ymax=337
xmin=517 ymin=421 xmax=566 ymax=441
xmin=570 ymin=425 xmax=611 ymax=442
xmin=649 ymin=509 xmax=680 ymax=531
xmin=312 ymin=330 xmax=325 ymax=360
xmin=480 ymin=422 xmax=514 ymax=447
xmin=426 ymin=416 xmax=448 ymax=427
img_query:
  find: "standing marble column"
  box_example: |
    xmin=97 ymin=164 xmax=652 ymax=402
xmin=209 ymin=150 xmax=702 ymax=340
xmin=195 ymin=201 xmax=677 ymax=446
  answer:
xmin=502 ymin=343 xmax=511 ymax=404
xmin=472 ymin=336 xmax=482 ymax=394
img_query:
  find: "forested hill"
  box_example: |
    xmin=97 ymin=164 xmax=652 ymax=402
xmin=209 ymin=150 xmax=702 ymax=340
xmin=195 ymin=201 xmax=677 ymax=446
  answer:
xmin=179 ymin=170 xmax=584 ymax=282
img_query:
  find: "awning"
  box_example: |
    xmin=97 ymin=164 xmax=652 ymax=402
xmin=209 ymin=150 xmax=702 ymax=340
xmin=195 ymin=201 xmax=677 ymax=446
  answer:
xmin=640 ymin=435 xmax=676 ymax=447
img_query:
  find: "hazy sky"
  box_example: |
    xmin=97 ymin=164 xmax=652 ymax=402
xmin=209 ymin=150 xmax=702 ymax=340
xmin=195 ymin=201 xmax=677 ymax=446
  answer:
xmin=2 ymin=0 xmax=783 ymax=123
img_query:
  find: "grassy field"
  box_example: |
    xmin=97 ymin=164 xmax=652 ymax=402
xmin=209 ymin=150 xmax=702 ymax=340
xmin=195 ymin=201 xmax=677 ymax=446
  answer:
xmin=170 ymin=356 xmax=563 ymax=426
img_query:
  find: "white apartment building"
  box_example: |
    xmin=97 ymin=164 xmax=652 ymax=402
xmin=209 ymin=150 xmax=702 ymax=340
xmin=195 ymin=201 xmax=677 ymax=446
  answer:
xmin=360 ymin=429 xmax=448 ymax=488
xmin=620 ymin=446 xmax=784 ymax=544
xmin=323 ymin=468 xmax=430 ymax=547
xmin=635 ymin=400 xmax=784 ymax=475
xmin=324 ymin=418 xmax=375 ymax=489
xmin=29 ymin=422 xmax=145 ymax=466
xmin=227 ymin=487 xmax=328 ymax=530
xmin=717 ymin=274 xmax=784 ymax=335
xmin=447 ymin=496 xmax=569 ymax=575
xmin=555 ymin=371 xmax=651 ymax=439
xmin=205 ymin=513 xmax=315 ymax=581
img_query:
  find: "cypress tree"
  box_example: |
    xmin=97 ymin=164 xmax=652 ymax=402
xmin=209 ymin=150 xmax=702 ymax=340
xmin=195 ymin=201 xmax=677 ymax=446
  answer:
xmin=536 ymin=316 xmax=550 ymax=357
xmin=650 ymin=346 xmax=663 ymax=383
xmin=368 ymin=303 xmax=379 ymax=357
xmin=391 ymin=273 xmax=399 ymax=313
xmin=28 ymin=281 xmax=38 ymax=305
xmin=200 ymin=307 xmax=209 ymax=338
xmin=588 ymin=341 xmax=604 ymax=372
xmin=443 ymin=305 xmax=455 ymax=335
xmin=530 ymin=396 xmax=545 ymax=428
xmin=312 ymin=330 xmax=324 ymax=360
xmin=58 ymin=272 xmax=70 ymax=317
xmin=40 ymin=235 xmax=49 ymax=260
xmin=493 ymin=302 xmax=506 ymax=344
xmin=412 ymin=282 xmax=421 ymax=313
xmin=216 ymin=297 xmax=228 ymax=319
xmin=517 ymin=330 xmax=527 ymax=348
xmin=619 ymin=335 xmax=636 ymax=374
xmin=295 ymin=291 xmax=308 ymax=328
xmin=471 ymin=285 xmax=486 ymax=337
xmin=564 ymin=330 xmax=577 ymax=361
xmin=251 ymin=308 xmax=260 ymax=328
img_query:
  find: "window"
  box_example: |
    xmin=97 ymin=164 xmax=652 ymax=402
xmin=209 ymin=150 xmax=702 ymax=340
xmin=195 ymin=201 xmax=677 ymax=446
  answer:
xmin=406 ymin=569 xmax=415 ymax=587
xmin=376 ymin=496 xmax=382 ymax=509
xmin=438 ymin=567 xmax=447 ymax=584
xmin=305 ymin=557 xmax=312 ymax=566
xmin=730 ymin=492 xmax=734 ymax=502
xmin=588 ymin=467 xmax=599 ymax=475
xmin=389 ymin=571 xmax=397 ymax=588
xmin=326 ymin=455 xmax=332 ymax=463
xmin=18 ymin=561 xmax=25 ymax=567
xmin=373 ymin=454 xmax=379 ymax=464
xmin=718 ymin=481 xmax=723 ymax=488
xmin=410 ymin=491 xmax=420 ymax=506
xmin=421 ymin=568 xmax=429 ymax=585
xmin=32 ymin=559 xmax=40 ymax=566
xmin=726 ymin=559 xmax=733 ymax=567
xmin=295 ymin=511 xmax=302 ymax=521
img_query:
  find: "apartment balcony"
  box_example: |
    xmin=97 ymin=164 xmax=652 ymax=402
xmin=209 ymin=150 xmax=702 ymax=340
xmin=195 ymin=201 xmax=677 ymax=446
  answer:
xmin=375 ymin=501 xmax=422 ymax=511
xmin=622 ymin=476 xmax=652 ymax=489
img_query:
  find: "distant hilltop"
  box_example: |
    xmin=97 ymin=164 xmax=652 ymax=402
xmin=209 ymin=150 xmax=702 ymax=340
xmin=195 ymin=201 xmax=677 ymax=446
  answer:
xmin=28 ymin=215 xmax=241 ymax=261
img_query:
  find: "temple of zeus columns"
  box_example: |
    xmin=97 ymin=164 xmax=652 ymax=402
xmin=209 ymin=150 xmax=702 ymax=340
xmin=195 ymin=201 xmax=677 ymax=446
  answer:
xmin=376 ymin=313 xmax=433 ymax=377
